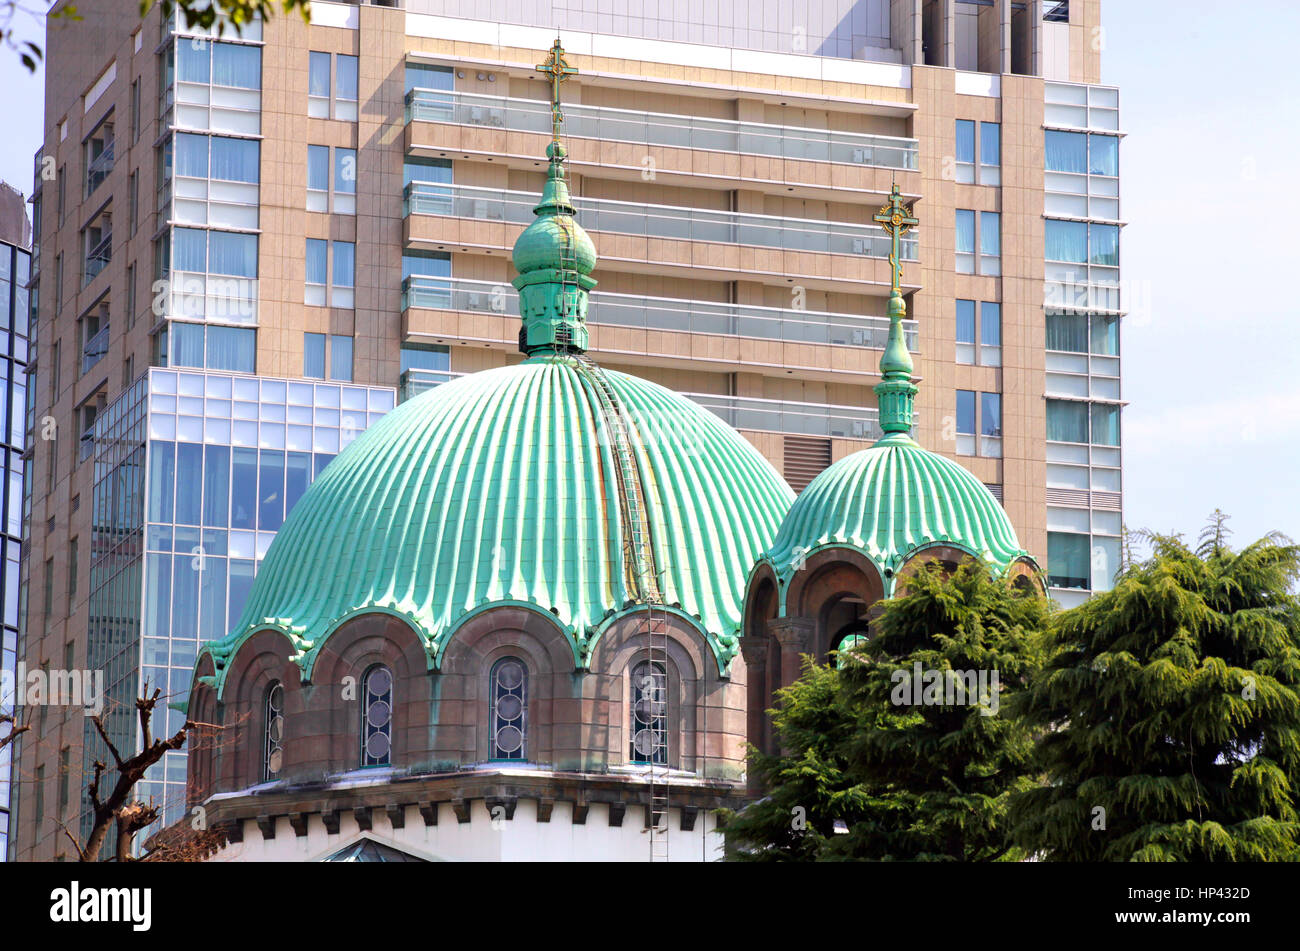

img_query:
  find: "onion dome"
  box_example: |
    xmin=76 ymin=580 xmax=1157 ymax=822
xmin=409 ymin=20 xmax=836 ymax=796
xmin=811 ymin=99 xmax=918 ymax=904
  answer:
xmin=199 ymin=357 xmax=793 ymax=689
xmin=755 ymin=184 xmax=1036 ymax=598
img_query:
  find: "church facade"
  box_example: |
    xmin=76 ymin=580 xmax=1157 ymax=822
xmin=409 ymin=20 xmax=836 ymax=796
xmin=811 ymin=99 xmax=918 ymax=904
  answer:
xmin=181 ymin=43 xmax=1038 ymax=862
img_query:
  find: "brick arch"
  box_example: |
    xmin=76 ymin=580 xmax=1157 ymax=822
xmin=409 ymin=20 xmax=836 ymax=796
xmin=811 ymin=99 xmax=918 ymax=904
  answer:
xmin=591 ymin=611 xmax=746 ymax=779
xmin=784 ymin=547 xmax=886 ymax=659
xmin=186 ymin=654 xmax=219 ymax=808
xmin=743 ymin=564 xmax=779 ymax=640
xmin=437 ymin=604 xmax=579 ymax=766
xmin=296 ymin=613 xmax=432 ymax=778
xmin=894 ymin=544 xmax=980 ymax=596
xmin=214 ymin=629 xmax=301 ymax=793
xmin=1007 ymin=557 xmax=1046 ymax=595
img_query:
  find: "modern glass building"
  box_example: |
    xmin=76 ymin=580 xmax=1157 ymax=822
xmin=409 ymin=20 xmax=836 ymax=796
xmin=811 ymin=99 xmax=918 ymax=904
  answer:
xmin=0 ymin=202 xmax=32 ymax=861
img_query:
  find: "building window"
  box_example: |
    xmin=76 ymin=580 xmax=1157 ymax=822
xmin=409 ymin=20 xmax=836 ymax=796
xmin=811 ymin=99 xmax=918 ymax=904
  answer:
xmin=42 ymin=557 xmax=53 ymax=616
xmin=160 ymin=322 xmax=255 ymax=373
xmin=489 ymin=657 xmax=527 ymax=760
xmin=84 ymin=117 xmax=115 ymax=199
xmin=361 ymin=664 xmax=393 ymax=767
xmin=309 ymin=52 xmax=358 ymax=121
xmin=405 ymin=61 xmax=453 ymax=95
xmin=167 ymin=38 xmax=263 ymax=135
xmin=263 ymin=680 xmax=284 ymax=781
xmin=1045 ymin=219 xmax=1120 ymax=284
xmin=67 ymin=537 xmax=78 ymax=605
xmin=128 ymin=171 xmax=139 ymax=236
xmin=629 ymin=660 xmax=667 ymax=766
xmin=1044 ymin=1 xmax=1069 ymax=23
xmin=303 ymin=333 xmax=353 ymax=381
xmin=306 ymin=145 xmax=356 ymax=214
xmin=956 ymin=210 xmax=1000 ymax=275
xmin=82 ymin=211 xmax=112 ymax=287
xmin=955 ymin=299 xmax=1000 ymax=366
xmin=169 ymin=132 xmax=260 ymax=229
xmin=956 ymin=390 xmax=1002 ymax=458
xmin=1046 ymin=398 xmax=1088 ymax=444
xmin=1047 ymin=532 xmax=1089 ymax=589
xmin=125 ymin=263 xmax=136 ymax=331
xmin=130 ymin=78 xmax=141 ymax=143
xmin=955 ymin=120 xmax=1000 ymax=186
xmin=304 ymin=239 xmax=355 ymax=308
xmin=79 ymin=303 xmax=109 ymax=376
xmin=400 ymin=342 xmax=450 ymax=374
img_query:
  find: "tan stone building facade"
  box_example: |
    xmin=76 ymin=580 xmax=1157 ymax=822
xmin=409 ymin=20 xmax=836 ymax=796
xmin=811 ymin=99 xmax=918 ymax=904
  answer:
xmin=10 ymin=0 xmax=1121 ymax=859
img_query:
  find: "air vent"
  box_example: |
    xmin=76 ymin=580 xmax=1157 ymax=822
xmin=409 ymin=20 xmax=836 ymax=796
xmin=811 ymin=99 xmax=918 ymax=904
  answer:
xmin=784 ymin=435 xmax=832 ymax=493
xmin=983 ymin=483 xmax=1003 ymax=503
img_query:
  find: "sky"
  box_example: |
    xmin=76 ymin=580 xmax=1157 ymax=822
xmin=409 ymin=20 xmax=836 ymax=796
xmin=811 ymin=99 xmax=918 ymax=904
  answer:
xmin=0 ymin=1 xmax=1296 ymax=549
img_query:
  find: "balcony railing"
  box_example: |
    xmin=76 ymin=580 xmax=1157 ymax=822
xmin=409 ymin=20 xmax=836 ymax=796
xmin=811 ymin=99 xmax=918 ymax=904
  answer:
xmin=82 ymin=323 xmax=110 ymax=375
xmin=86 ymin=140 xmax=115 ymax=196
xmin=399 ymin=367 xmax=902 ymax=441
xmin=402 ymin=276 xmax=918 ymax=351
xmin=404 ymin=182 xmax=917 ymax=261
xmin=83 ymin=231 xmax=113 ymax=286
xmin=406 ymin=88 xmax=919 ymax=172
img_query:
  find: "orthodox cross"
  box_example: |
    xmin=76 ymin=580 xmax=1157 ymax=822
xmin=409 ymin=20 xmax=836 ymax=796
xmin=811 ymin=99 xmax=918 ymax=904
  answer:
xmin=873 ymin=183 xmax=918 ymax=294
xmin=535 ymin=38 xmax=578 ymax=145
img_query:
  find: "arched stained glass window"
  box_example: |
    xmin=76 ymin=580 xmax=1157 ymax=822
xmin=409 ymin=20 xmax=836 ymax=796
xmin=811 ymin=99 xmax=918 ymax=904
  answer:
xmin=490 ymin=657 xmax=527 ymax=760
xmin=361 ymin=665 xmax=393 ymax=767
xmin=630 ymin=660 xmax=667 ymax=766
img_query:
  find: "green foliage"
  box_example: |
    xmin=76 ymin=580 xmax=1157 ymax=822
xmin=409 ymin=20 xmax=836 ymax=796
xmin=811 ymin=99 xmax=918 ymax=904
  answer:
xmin=1011 ymin=521 xmax=1300 ymax=861
xmin=141 ymin=0 xmax=310 ymax=37
xmin=727 ymin=562 xmax=1047 ymax=861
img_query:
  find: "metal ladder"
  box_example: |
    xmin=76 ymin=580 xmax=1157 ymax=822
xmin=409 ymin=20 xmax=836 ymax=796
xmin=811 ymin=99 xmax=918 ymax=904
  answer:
xmin=570 ymin=352 xmax=670 ymax=862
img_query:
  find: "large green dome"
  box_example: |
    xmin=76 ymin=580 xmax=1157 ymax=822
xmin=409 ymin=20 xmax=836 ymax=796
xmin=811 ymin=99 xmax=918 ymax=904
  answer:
xmin=761 ymin=432 xmax=1032 ymax=595
xmin=201 ymin=356 xmax=793 ymax=685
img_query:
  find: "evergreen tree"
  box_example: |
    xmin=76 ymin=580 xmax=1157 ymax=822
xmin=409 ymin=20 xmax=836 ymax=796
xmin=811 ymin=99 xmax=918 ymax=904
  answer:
xmin=728 ymin=562 xmax=1047 ymax=860
xmin=1011 ymin=519 xmax=1300 ymax=861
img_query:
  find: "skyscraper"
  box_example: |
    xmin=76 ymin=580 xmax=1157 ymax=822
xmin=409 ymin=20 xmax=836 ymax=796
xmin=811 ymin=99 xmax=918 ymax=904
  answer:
xmin=12 ymin=0 xmax=1122 ymax=860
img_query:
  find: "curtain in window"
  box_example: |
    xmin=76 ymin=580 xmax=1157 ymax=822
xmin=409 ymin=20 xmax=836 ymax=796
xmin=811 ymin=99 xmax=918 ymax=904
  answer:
xmin=212 ymin=42 xmax=261 ymax=89
xmin=330 ymin=335 xmax=353 ymax=382
xmin=177 ymin=39 xmax=210 ymax=84
xmin=1089 ymin=134 xmax=1118 ymax=176
xmin=306 ymin=240 xmax=328 ymax=285
xmin=1090 ymin=403 xmax=1120 ymax=446
xmin=173 ymin=228 xmax=207 ymax=273
xmin=332 ymin=242 xmax=355 ymax=287
xmin=1046 ymin=399 xmax=1088 ymax=443
xmin=980 ymin=393 xmax=1001 ymax=436
xmin=175 ymin=133 xmax=208 ymax=178
xmin=980 ymin=302 xmax=1001 ymax=345
xmin=956 ymin=390 xmax=976 ymax=435
xmin=208 ymin=231 xmax=257 ymax=277
xmin=335 ymin=55 xmax=359 ymax=100
xmin=308 ymin=52 xmax=331 ymax=98
xmin=405 ymin=63 xmax=454 ymax=95
xmin=303 ymin=333 xmax=326 ymax=378
xmin=307 ymin=146 xmax=329 ymax=191
xmin=979 ymin=212 xmax=1000 ymax=256
xmin=1045 ymin=130 xmax=1086 ymax=173
xmin=202 ymin=444 xmax=229 ymax=527
xmin=956 ymin=210 xmax=975 ymax=254
xmin=172 ymin=322 xmax=205 ymax=368
xmin=1090 ymin=315 xmax=1119 ymax=355
xmin=1047 ymin=532 xmax=1090 ymax=589
xmin=955 ymin=299 xmax=976 ymax=344
xmin=1045 ymin=219 xmax=1087 ymax=263
xmin=1090 ymin=224 xmax=1119 ymax=266
xmin=210 ymin=137 xmax=259 ymax=183
xmin=207 ymin=325 xmax=255 ymax=373
xmin=1046 ymin=312 xmax=1088 ymax=352
xmin=400 ymin=343 xmax=451 ymax=373
xmin=980 ymin=122 xmax=1000 ymax=166
xmin=955 ymin=120 xmax=975 ymax=164
xmin=334 ymin=148 xmax=356 ymax=194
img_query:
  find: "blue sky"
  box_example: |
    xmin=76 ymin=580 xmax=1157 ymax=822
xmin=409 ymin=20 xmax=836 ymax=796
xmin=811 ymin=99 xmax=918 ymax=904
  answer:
xmin=1 ymin=2 xmax=1296 ymax=549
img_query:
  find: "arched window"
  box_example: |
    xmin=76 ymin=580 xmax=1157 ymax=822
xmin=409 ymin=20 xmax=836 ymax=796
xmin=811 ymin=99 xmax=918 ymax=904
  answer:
xmin=629 ymin=660 xmax=667 ymax=766
xmin=361 ymin=665 xmax=393 ymax=767
xmin=263 ymin=681 xmax=285 ymax=781
xmin=831 ymin=632 xmax=870 ymax=669
xmin=489 ymin=657 xmax=528 ymax=760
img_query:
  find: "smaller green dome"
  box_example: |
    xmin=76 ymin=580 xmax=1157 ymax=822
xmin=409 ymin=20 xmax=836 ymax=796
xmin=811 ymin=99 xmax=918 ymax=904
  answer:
xmin=513 ymin=215 xmax=597 ymax=276
xmin=762 ymin=433 xmax=1033 ymax=595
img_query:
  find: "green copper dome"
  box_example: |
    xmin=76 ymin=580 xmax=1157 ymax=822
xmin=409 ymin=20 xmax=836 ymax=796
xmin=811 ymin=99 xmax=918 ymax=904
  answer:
xmin=761 ymin=432 xmax=1031 ymax=598
xmin=200 ymin=356 xmax=794 ymax=690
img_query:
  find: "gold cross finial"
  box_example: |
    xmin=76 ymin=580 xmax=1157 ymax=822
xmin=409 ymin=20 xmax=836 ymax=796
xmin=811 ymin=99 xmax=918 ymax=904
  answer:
xmin=873 ymin=183 xmax=918 ymax=295
xmin=535 ymin=37 xmax=578 ymax=146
